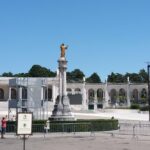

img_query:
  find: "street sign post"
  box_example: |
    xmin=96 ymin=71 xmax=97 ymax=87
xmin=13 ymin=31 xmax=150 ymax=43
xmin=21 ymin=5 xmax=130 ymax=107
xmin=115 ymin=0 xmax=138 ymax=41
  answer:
xmin=17 ymin=113 xmax=33 ymax=150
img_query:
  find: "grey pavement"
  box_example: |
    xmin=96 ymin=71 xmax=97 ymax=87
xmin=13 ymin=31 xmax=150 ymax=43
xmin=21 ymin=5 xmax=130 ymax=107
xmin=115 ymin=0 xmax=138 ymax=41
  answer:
xmin=1 ymin=132 xmax=150 ymax=150
xmin=1 ymin=109 xmax=150 ymax=150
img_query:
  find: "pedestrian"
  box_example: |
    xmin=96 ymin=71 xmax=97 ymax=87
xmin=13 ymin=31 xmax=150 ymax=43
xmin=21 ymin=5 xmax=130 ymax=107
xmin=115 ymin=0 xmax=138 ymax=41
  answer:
xmin=44 ymin=120 xmax=50 ymax=134
xmin=11 ymin=115 xmax=16 ymax=121
xmin=1 ymin=117 xmax=7 ymax=139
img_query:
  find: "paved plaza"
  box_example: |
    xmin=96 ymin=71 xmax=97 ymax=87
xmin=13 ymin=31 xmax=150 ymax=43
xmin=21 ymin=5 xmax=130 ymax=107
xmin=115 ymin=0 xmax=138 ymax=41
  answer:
xmin=0 ymin=133 xmax=150 ymax=150
xmin=1 ymin=109 xmax=150 ymax=150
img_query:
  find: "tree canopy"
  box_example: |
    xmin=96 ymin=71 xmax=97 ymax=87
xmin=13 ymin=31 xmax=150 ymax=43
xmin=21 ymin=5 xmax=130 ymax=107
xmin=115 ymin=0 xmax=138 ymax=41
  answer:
xmin=2 ymin=72 xmax=13 ymax=77
xmin=0 ymin=65 xmax=148 ymax=83
xmin=28 ymin=65 xmax=56 ymax=77
xmin=67 ymin=69 xmax=85 ymax=83
xmin=108 ymin=69 xmax=148 ymax=83
xmin=86 ymin=72 xmax=101 ymax=83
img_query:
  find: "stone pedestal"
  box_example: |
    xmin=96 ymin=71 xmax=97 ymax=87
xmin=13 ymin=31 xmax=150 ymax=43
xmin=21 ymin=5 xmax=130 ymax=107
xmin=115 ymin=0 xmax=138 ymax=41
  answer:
xmin=51 ymin=57 xmax=75 ymax=121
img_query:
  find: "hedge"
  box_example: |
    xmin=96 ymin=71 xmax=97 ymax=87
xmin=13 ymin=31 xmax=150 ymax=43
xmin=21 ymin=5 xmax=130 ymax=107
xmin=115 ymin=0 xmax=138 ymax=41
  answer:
xmin=6 ymin=119 xmax=118 ymax=133
xmin=140 ymin=105 xmax=150 ymax=111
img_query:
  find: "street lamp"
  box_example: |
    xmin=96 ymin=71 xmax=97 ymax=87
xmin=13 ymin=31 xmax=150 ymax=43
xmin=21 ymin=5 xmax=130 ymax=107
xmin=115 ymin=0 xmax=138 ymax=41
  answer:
xmin=147 ymin=64 xmax=150 ymax=121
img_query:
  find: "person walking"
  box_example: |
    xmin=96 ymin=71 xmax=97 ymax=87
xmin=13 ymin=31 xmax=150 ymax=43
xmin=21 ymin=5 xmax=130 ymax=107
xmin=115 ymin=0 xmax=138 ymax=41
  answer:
xmin=44 ymin=120 xmax=50 ymax=133
xmin=1 ymin=117 xmax=7 ymax=139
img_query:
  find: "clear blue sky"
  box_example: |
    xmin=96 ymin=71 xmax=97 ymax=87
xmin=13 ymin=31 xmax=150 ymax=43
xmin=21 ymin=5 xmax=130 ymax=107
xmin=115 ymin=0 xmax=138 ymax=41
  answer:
xmin=0 ymin=0 xmax=150 ymax=81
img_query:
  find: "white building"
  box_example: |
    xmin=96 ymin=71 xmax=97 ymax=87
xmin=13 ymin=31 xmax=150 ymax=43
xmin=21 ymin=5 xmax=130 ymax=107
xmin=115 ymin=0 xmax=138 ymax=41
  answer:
xmin=0 ymin=76 xmax=148 ymax=119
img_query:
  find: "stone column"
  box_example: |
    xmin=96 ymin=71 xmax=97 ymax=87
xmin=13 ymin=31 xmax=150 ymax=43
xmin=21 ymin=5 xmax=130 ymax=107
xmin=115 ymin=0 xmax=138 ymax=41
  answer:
xmin=52 ymin=85 xmax=56 ymax=103
xmin=63 ymin=71 xmax=67 ymax=96
xmin=59 ymin=70 xmax=63 ymax=101
xmin=94 ymin=90 xmax=97 ymax=111
xmin=18 ymin=86 xmax=22 ymax=112
xmin=41 ymin=87 xmax=44 ymax=100
xmin=127 ymin=77 xmax=131 ymax=107
xmin=60 ymin=59 xmax=72 ymax=116
xmin=104 ymin=78 xmax=109 ymax=108
xmin=51 ymin=59 xmax=64 ymax=118
xmin=9 ymin=87 xmax=11 ymax=100
xmin=8 ymin=87 xmax=12 ymax=120
xmin=19 ymin=87 xmax=22 ymax=100
xmin=82 ymin=77 xmax=87 ymax=110
xmin=51 ymin=57 xmax=75 ymax=121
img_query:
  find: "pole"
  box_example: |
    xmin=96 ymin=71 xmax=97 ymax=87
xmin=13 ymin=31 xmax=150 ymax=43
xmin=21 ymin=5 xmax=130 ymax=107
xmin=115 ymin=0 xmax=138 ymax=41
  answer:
xmin=23 ymin=135 xmax=25 ymax=150
xmin=148 ymin=65 xmax=150 ymax=122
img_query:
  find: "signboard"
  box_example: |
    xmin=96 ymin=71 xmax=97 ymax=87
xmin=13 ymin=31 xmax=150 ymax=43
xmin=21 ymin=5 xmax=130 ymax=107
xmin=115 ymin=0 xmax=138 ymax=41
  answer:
xmin=17 ymin=113 xmax=33 ymax=135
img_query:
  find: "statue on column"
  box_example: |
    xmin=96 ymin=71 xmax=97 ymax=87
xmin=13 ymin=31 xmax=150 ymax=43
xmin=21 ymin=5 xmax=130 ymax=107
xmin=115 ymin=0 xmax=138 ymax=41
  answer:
xmin=60 ymin=43 xmax=68 ymax=58
xmin=51 ymin=43 xmax=75 ymax=121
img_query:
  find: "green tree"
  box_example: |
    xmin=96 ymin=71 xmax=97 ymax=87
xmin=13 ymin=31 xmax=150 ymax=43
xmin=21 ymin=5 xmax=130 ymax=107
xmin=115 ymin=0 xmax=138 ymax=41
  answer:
xmin=2 ymin=72 xmax=13 ymax=77
xmin=67 ymin=69 xmax=85 ymax=82
xmin=28 ymin=65 xmax=56 ymax=77
xmin=108 ymin=72 xmax=124 ymax=83
xmin=108 ymin=72 xmax=116 ymax=82
xmin=139 ymin=69 xmax=148 ymax=83
xmin=14 ymin=73 xmax=30 ymax=77
xmin=86 ymin=72 xmax=101 ymax=83
xmin=67 ymin=72 xmax=72 ymax=82
xmin=124 ymin=73 xmax=142 ymax=83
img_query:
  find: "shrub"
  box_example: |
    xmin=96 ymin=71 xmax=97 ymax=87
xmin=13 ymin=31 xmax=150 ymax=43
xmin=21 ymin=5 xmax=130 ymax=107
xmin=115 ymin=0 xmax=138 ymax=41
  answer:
xmin=140 ymin=105 xmax=150 ymax=111
xmin=130 ymin=104 xmax=140 ymax=109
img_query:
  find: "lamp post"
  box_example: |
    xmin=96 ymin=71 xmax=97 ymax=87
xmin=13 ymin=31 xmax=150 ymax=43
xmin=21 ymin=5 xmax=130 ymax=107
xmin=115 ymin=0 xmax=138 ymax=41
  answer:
xmin=147 ymin=64 xmax=150 ymax=121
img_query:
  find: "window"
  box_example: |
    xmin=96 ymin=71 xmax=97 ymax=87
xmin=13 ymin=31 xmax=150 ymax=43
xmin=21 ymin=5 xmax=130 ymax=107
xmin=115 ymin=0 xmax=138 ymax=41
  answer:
xmin=75 ymin=88 xmax=81 ymax=94
xmin=45 ymin=88 xmax=52 ymax=101
xmin=118 ymin=88 xmax=126 ymax=104
xmin=67 ymin=88 xmax=72 ymax=95
xmin=141 ymin=88 xmax=147 ymax=99
xmin=22 ymin=88 xmax=27 ymax=99
xmin=97 ymin=89 xmax=103 ymax=102
xmin=0 ymin=88 xmax=4 ymax=100
xmin=132 ymin=89 xmax=138 ymax=103
xmin=110 ymin=89 xmax=117 ymax=104
xmin=88 ymin=89 xmax=95 ymax=103
xmin=11 ymin=88 xmax=17 ymax=99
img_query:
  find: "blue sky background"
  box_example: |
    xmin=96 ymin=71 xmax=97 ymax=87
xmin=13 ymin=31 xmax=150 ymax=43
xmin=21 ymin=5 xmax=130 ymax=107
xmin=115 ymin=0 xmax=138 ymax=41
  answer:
xmin=0 ymin=0 xmax=150 ymax=81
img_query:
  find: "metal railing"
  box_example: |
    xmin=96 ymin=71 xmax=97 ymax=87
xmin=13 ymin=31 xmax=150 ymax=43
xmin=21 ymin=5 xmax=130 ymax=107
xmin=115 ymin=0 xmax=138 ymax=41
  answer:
xmin=117 ymin=122 xmax=150 ymax=137
xmin=7 ymin=122 xmax=150 ymax=138
xmin=6 ymin=122 xmax=93 ymax=134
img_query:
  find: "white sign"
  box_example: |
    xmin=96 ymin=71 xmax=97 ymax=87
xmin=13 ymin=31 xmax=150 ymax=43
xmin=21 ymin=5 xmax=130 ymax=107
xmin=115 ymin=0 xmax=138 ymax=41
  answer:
xmin=17 ymin=113 xmax=33 ymax=135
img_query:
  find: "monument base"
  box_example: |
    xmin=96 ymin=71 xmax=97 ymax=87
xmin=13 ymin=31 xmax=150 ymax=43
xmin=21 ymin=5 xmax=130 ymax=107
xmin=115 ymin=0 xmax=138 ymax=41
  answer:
xmin=50 ymin=115 xmax=75 ymax=121
xmin=50 ymin=95 xmax=76 ymax=121
xmin=62 ymin=95 xmax=73 ymax=115
xmin=51 ymin=97 xmax=63 ymax=116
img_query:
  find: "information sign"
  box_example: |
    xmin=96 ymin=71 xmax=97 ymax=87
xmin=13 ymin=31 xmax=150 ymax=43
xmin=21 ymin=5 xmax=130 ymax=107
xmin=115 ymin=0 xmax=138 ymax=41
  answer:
xmin=17 ymin=113 xmax=32 ymax=135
